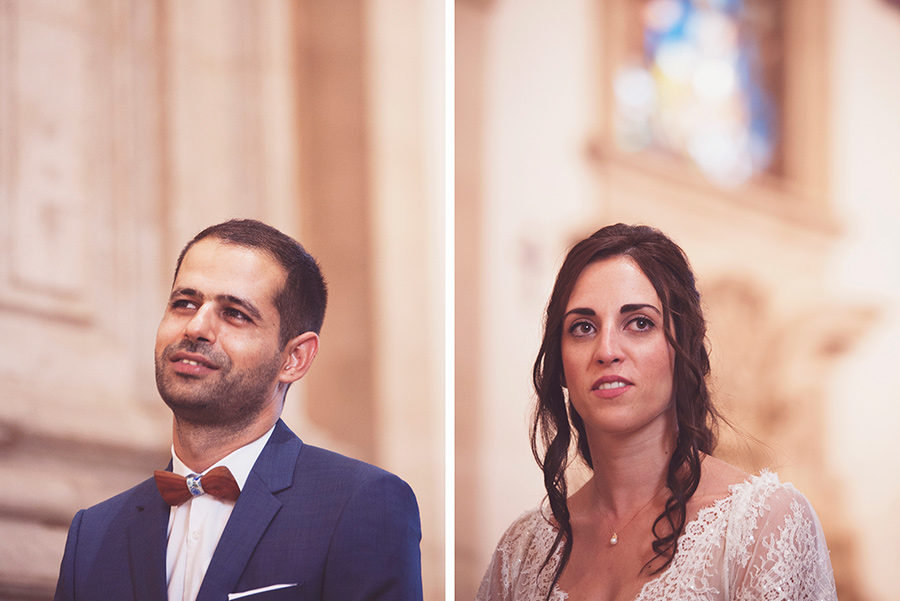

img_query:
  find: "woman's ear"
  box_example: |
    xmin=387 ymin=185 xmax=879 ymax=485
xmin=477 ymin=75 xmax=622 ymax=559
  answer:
xmin=279 ymin=332 xmax=319 ymax=384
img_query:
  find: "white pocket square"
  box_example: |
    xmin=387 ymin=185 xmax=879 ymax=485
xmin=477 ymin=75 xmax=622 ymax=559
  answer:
xmin=227 ymin=583 xmax=299 ymax=599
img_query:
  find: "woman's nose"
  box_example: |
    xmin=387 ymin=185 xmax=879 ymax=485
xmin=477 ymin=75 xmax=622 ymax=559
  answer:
xmin=184 ymin=305 xmax=216 ymax=343
xmin=593 ymin=328 xmax=622 ymax=364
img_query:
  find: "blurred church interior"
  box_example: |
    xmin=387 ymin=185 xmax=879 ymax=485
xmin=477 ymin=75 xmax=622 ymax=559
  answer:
xmin=457 ymin=1 xmax=900 ymax=600
xmin=1 ymin=1 xmax=900 ymax=601
xmin=0 ymin=1 xmax=444 ymax=599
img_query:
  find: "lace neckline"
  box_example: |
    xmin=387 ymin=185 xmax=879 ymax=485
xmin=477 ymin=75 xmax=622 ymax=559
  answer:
xmin=551 ymin=471 xmax=777 ymax=601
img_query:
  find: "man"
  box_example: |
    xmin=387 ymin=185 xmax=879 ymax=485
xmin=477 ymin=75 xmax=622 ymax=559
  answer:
xmin=54 ymin=219 xmax=423 ymax=601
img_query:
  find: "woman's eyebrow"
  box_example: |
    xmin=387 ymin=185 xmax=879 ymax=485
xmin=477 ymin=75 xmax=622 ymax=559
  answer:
xmin=564 ymin=304 xmax=661 ymax=318
xmin=620 ymin=303 xmax=661 ymax=315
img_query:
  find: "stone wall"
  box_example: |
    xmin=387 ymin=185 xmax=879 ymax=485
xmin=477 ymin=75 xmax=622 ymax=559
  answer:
xmin=0 ymin=1 xmax=445 ymax=599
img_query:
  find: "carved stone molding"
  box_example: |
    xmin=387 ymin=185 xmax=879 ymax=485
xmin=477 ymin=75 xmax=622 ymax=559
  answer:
xmin=0 ymin=0 xmax=107 ymax=323
xmin=703 ymin=276 xmax=874 ymax=601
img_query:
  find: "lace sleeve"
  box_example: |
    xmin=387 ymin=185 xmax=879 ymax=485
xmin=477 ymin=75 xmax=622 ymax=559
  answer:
xmin=476 ymin=534 xmax=513 ymax=601
xmin=731 ymin=484 xmax=838 ymax=601
xmin=475 ymin=509 xmax=564 ymax=601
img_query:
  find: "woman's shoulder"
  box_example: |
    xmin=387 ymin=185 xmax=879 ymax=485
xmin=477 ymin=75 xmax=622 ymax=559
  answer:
xmin=693 ymin=455 xmax=750 ymax=502
xmin=690 ymin=458 xmax=823 ymax=551
xmin=476 ymin=505 xmax=564 ymax=601
xmin=724 ymin=468 xmax=816 ymax=521
xmin=715 ymin=469 xmax=838 ymax=599
xmin=494 ymin=505 xmax=559 ymax=557
xmin=702 ymin=463 xmax=829 ymax=573
xmin=696 ymin=455 xmax=808 ymax=512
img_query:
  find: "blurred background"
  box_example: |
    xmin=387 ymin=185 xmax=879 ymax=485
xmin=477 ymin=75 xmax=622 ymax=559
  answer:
xmin=0 ymin=1 xmax=444 ymax=599
xmin=457 ymin=0 xmax=900 ymax=600
xmin=4 ymin=1 xmax=900 ymax=599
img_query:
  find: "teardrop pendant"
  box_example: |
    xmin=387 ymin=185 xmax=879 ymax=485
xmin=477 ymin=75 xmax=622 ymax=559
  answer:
xmin=609 ymin=533 xmax=618 ymax=545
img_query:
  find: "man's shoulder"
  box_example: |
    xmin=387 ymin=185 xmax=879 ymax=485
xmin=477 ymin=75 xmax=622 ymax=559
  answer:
xmin=66 ymin=476 xmax=161 ymax=536
xmin=294 ymin=443 xmax=422 ymax=546
xmin=272 ymin=419 xmax=411 ymax=491
xmin=258 ymin=422 xmax=419 ymax=536
xmin=295 ymin=441 xmax=413 ymax=494
xmin=79 ymin=476 xmax=158 ymax=514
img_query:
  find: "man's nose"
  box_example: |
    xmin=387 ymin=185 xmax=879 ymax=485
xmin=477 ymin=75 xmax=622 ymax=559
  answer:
xmin=184 ymin=305 xmax=216 ymax=344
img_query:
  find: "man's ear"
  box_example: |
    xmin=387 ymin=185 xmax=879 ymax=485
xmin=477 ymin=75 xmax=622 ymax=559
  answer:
xmin=278 ymin=332 xmax=319 ymax=384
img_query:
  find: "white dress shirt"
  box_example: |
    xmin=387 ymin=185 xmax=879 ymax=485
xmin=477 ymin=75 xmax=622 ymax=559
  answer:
xmin=165 ymin=426 xmax=275 ymax=601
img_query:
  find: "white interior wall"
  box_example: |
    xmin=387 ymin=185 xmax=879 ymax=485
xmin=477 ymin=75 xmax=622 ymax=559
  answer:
xmin=476 ymin=0 xmax=599 ymax=577
xmin=827 ymin=1 xmax=900 ymax=599
xmin=364 ymin=1 xmax=446 ymax=599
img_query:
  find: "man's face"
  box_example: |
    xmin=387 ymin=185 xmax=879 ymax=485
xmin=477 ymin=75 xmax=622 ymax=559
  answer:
xmin=154 ymin=238 xmax=289 ymax=429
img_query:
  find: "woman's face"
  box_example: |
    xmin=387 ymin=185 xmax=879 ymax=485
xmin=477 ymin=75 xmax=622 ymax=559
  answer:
xmin=561 ymin=255 xmax=676 ymax=441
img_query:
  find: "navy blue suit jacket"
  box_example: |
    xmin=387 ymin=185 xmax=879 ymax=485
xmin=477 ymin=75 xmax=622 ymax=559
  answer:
xmin=54 ymin=420 xmax=423 ymax=600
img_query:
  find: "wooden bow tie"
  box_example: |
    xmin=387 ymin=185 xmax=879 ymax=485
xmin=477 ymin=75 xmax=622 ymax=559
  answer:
xmin=154 ymin=466 xmax=241 ymax=506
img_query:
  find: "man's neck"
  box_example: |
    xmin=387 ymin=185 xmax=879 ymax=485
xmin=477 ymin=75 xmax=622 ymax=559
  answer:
xmin=171 ymin=417 xmax=278 ymax=473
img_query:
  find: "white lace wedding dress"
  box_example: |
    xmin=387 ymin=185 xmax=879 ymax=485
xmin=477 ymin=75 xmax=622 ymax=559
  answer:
xmin=476 ymin=472 xmax=837 ymax=601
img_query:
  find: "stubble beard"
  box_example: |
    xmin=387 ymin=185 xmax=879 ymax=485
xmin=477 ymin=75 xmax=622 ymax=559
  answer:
xmin=155 ymin=340 xmax=284 ymax=432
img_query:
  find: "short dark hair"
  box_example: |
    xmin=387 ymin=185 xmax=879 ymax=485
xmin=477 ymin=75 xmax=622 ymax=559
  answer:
xmin=174 ymin=219 xmax=327 ymax=347
xmin=531 ymin=223 xmax=721 ymax=592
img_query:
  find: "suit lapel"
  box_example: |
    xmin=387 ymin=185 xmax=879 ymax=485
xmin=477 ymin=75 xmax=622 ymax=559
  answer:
xmin=125 ymin=480 xmax=170 ymax=601
xmin=195 ymin=421 xmax=302 ymax=601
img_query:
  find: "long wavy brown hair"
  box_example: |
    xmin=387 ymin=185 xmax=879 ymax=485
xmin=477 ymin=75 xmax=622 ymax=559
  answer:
xmin=530 ymin=223 xmax=722 ymax=594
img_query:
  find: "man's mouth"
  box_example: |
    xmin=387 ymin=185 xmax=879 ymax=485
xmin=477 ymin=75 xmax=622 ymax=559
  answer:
xmin=167 ymin=350 xmax=220 ymax=371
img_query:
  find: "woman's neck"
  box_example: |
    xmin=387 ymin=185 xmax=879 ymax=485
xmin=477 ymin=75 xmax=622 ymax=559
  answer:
xmin=580 ymin=422 xmax=677 ymax=518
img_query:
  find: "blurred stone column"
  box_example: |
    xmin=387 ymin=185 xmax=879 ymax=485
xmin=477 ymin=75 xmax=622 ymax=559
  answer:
xmin=0 ymin=1 xmax=315 ymax=598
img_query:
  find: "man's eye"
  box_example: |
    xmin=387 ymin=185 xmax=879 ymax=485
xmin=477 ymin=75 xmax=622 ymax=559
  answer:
xmin=171 ymin=299 xmax=197 ymax=310
xmin=224 ymin=308 xmax=250 ymax=322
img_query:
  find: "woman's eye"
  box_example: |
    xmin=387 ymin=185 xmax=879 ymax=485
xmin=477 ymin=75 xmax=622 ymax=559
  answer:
xmin=629 ymin=317 xmax=654 ymax=331
xmin=569 ymin=321 xmax=595 ymax=336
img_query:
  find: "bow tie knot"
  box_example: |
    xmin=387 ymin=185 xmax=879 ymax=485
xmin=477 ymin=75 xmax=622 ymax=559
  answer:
xmin=154 ymin=466 xmax=241 ymax=506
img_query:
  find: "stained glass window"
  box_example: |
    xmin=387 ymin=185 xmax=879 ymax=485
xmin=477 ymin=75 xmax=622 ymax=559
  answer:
xmin=613 ymin=0 xmax=783 ymax=187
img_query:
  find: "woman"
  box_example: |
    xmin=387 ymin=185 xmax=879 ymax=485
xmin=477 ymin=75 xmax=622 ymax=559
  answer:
xmin=477 ymin=224 xmax=837 ymax=601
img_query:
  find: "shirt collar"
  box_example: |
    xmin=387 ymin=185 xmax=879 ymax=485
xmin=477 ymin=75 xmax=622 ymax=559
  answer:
xmin=170 ymin=424 xmax=276 ymax=491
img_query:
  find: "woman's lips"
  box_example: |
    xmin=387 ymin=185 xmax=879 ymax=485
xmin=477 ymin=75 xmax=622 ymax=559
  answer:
xmin=591 ymin=375 xmax=633 ymax=399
